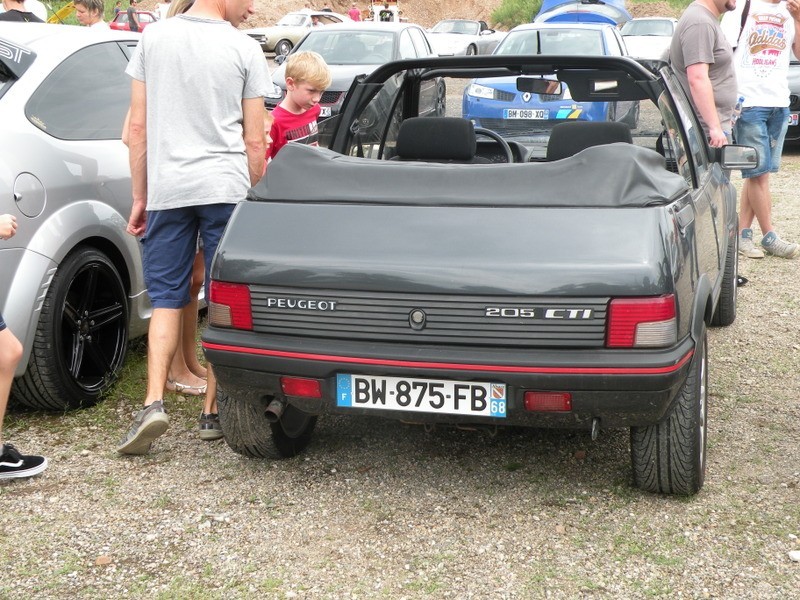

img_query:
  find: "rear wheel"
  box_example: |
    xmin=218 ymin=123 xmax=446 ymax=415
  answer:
xmin=275 ymin=39 xmax=293 ymax=57
xmin=13 ymin=248 xmax=129 ymax=410
xmin=711 ymin=234 xmax=737 ymax=326
xmin=218 ymin=390 xmax=317 ymax=459
xmin=630 ymin=331 xmax=707 ymax=495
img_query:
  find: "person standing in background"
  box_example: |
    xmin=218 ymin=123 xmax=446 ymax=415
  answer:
xmin=669 ymin=0 xmax=738 ymax=148
xmin=126 ymin=0 xmax=140 ymax=31
xmin=75 ymin=0 xmax=109 ymax=28
xmin=721 ymin=0 xmax=800 ymax=259
xmin=348 ymin=2 xmax=360 ymax=20
xmin=0 ymin=0 xmax=44 ymax=22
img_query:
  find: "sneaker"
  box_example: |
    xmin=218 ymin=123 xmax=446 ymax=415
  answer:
xmin=117 ymin=400 xmax=169 ymax=455
xmin=0 ymin=444 xmax=48 ymax=480
xmin=761 ymin=232 xmax=800 ymax=259
xmin=739 ymin=229 xmax=764 ymax=259
xmin=198 ymin=413 xmax=223 ymax=441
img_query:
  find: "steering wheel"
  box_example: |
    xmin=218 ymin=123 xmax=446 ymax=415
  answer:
xmin=474 ymin=127 xmax=513 ymax=163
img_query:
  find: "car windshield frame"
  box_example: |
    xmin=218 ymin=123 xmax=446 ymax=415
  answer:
xmin=495 ymin=28 xmax=606 ymax=56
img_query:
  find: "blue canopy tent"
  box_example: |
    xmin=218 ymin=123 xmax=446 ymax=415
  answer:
xmin=534 ymin=0 xmax=632 ymax=26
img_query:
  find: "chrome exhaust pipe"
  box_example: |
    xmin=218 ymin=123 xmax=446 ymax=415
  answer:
xmin=264 ymin=398 xmax=285 ymax=423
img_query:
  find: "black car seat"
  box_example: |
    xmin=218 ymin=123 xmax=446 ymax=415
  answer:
xmin=392 ymin=117 xmax=491 ymax=163
xmin=546 ymin=121 xmax=633 ymax=161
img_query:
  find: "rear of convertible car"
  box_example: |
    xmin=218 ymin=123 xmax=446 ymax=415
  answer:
xmin=204 ymin=151 xmax=710 ymax=495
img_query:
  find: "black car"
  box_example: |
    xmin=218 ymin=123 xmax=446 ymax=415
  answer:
xmin=204 ymin=55 xmax=755 ymax=495
xmin=267 ymin=22 xmax=445 ymax=122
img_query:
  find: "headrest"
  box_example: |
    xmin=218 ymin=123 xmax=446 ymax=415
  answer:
xmin=546 ymin=121 xmax=633 ymax=161
xmin=396 ymin=117 xmax=477 ymax=161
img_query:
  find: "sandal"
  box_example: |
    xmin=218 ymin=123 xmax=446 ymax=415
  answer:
xmin=166 ymin=379 xmax=207 ymax=396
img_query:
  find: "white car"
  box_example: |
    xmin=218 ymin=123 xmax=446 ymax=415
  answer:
xmin=244 ymin=10 xmax=352 ymax=56
xmin=427 ymin=19 xmax=505 ymax=56
xmin=620 ymin=17 xmax=677 ymax=61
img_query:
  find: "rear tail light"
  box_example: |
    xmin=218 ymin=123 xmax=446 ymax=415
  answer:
xmin=208 ymin=281 xmax=253 ymax=330
xmin=607 ymin=295 xmax=676 ymax=348
xmin=280 ymin=377 xmax=322 ymax=398
xmin=524 ymin=391 xmax=572 ymax=412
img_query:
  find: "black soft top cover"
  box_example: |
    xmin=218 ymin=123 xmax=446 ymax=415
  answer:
xmin=251 ymin=143 xmax=690 ymax=207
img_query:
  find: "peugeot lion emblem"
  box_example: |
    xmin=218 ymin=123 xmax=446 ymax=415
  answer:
xmin=523 ymin=92 xmax=532 ymax=103
xmin=409 ymin=309 xmax=426 ymax=330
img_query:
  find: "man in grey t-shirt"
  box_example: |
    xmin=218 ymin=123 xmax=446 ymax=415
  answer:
xmin=670 ymin=0 xmax=738 ymax=148
xmin=119 ymin=0 xmax=270 ymax=455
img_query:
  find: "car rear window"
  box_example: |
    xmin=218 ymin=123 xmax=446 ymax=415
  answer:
xmin=25 ymin=41 xmax=131 ymax=140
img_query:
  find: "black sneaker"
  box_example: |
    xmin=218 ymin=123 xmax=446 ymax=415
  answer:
xmin=198 ymin=413 xmax=223 ymax=441
xmin=0 ymin=443 xmax=48 ymax=480
xmin=117 ymin=400 xmax=169 ymax=455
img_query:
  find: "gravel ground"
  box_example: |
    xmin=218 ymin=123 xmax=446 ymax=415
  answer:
xmin=2 ymin=152 xmax=800 ymax=598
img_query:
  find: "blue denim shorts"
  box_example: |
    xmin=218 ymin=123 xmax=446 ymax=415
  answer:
xmin=142 ymin=203 xmax=236 ymax=309
xmin=0 ymin=312 xmax=6 ymax=331
xmin=734 ymin=106 xmax=789 ymax=178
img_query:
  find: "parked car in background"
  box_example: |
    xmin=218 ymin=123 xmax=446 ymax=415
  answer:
xmin=268 ymin=22 xmax=445 ymax=123
xmin=0 ymin=23 xmax=150 ymax=411
xmin=463 ymin=23 xmax=638 ymax=143
xmin=620 ymin=17 xmax=677 ymax=61
xmin=109 ymin=10 xmax=158 ymax=31
xmin=786 ymin=57 xmax=800 ymax=145
xmin=427 ymin=19 xmax=505 ymax=56
xmin=204 ymin=53 xmax=755 ymax=495
xmin=244 ymin=11 xmax=352 ymax=56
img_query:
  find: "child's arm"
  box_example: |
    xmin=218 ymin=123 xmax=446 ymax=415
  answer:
xmin=0 ymin=214 xmax=18 ymax=240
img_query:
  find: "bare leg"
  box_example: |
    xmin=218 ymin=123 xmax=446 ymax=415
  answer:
xmin=182 ymin=250 xmax=206 ymax=379
xmin=203 ymin=364 xmax=217 ymax=415
xmin=0 ymin=327 xmax=23 ymax=445
xmin=739 ymin=174 xmax=773 ymax=235
xmin=145 ymin=308 xmax=183 ymax=405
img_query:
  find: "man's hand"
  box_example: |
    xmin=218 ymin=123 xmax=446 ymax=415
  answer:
xmin=126 ymin=199 xmax=147 ymax=237
xmin=708 ymin=126 xmax=728 ymax=148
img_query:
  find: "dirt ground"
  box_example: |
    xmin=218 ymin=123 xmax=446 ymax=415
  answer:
xmin=138 ymin=0 xmax=684 ymax=30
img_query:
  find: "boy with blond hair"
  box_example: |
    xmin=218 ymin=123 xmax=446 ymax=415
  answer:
xmin=269 ymin=51 xmax=332 ymax=159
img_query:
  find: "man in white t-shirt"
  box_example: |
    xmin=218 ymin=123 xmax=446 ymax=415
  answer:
xmin=722 ymin=0 xmax=800 ymax=258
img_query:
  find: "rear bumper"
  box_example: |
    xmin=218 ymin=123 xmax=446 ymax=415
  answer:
xmin=203 ymin=330 xmax=697 ymax=429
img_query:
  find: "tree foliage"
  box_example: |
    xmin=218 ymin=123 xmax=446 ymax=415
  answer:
xmin=491 ymin=0 xmax=540 ymax=30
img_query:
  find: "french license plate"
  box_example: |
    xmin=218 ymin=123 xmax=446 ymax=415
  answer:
xmin=504 ymin=108 xmax=548 ymax=120
xmin=789 ymin=113 xmax=798 ymax=126
xmin=320 ymin=106 xmax=332 ymax=117
xmin=336 ymin=374 xmax=507 ymax=418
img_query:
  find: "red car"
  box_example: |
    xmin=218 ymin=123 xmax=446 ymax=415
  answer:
xmin=109 ymin=10 xmax=158 ymax=31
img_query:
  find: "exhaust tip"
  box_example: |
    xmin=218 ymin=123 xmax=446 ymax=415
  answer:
xmin=264 ymin=399 xmax=285 ymax=423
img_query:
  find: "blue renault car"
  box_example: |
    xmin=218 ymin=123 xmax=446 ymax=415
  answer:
xmin=462 ymin=22 xmax=639 ymax=140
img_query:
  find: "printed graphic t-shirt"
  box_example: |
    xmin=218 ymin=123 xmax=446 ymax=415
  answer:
xmin=269 ymin=104 xmax=322 ymax=159
xmin=724 ymin=0 xmax=795 ymax=108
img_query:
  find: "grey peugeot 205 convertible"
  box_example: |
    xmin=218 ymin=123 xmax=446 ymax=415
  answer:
xmin=202 ymin=54 xmax=755 ymax=495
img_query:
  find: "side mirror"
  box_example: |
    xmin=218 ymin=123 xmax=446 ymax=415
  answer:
xmin=480 ymin=29 xmax=495 ymax=36
xmin=718 ymin=144 xmax=759 ymax=169
xmin=517 ymin=76 xmax=562 ymax=95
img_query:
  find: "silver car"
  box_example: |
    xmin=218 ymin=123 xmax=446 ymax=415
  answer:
xmin=0 ymin=24 xmax=149 ymax=411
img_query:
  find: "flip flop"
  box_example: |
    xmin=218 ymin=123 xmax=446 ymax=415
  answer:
xmin=166 ymin=379 xmax=207 ymax=396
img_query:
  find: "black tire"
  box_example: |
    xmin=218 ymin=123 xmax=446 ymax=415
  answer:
xmin=12 ymin=248 xmax=129 ymax=410
xmin=630 ymin=331 xmax=708 ymax=496
xmin=466 ymin=45 xmax=477 ymax=56
xmin=218 ymin=390 xmax=317 ymax=459
xmin=711 ymin=234 xmax=737 ymax=327
xmin=275 ymin=40 xmax=292 ymax=57
xmin=434 ymin=80 xmax=447 ymax=117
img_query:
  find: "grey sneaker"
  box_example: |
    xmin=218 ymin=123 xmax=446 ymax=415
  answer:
xmin=739 ymin=230 xmax=764 ymax=259
xmin=117 ymin=400 xmax=169 ymax=455
xmin=198 ymin=413 xmax=223 ymax=441
xmin=762 ymin=234 xmax=800 ymax=259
